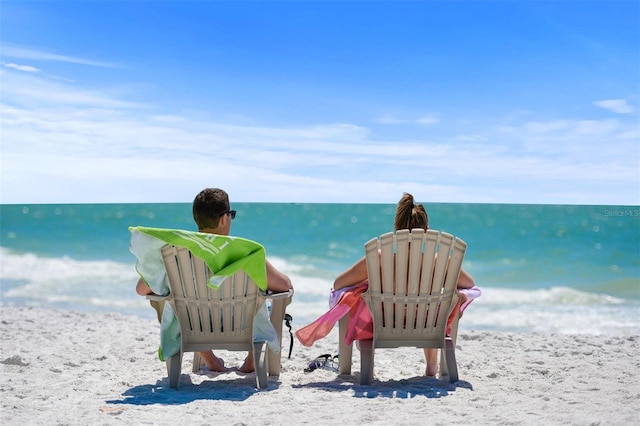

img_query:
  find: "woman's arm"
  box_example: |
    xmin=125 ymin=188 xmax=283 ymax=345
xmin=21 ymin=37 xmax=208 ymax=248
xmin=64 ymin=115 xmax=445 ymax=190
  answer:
xmin=332 ymin=253 xmax=474 ymax=290
xmin=333 ymin=256 xmax=368 ymax=290
xmin=456 ymin=268 xmax=475 ymax=289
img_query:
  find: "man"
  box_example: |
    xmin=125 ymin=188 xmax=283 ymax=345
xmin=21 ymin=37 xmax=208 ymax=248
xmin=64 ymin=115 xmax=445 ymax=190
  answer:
xmin=136 ymin=187 xmax=294 ymax=372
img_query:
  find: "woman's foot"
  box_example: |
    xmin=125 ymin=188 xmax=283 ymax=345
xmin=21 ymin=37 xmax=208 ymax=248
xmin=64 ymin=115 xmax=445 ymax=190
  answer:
xmin=424 ymin=348 xmax=438 ymax=377
xmin=425 ymin=366 xmax=438 ymax=377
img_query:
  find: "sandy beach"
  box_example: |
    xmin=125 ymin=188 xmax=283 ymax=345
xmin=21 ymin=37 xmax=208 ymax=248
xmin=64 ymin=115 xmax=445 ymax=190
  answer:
xmin=1 ymin=306 xmax=638 ymax=425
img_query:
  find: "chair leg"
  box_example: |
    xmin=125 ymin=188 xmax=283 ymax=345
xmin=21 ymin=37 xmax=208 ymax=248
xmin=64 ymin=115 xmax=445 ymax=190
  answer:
xmin=338 ymin=315 xmax=352 ymax=375
xmin=443 ymin=337 xmax=458 ymax=383
xmin=267 ymin=297 xmax=291 ymax=377
xmin=192 ymin=352 xmax=204 ymax=373
xmin=358 ymin=339 xmax=374 ymax=385
xmin=254 ymin=341 xmax=268 ymax=389
xmin=167 ymin=353 xmax=182 ymax=389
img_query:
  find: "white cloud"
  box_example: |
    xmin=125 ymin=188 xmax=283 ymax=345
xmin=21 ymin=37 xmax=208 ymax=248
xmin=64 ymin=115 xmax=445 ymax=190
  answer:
xmin=574 ymin=119 xmax=620 ymax=135
xmin=3 ymin=62 xmax=39 ymax=73
xmin=377 ymin=114 xmax=440 ymax=126
xmin=454 ymin=134 xmax=487 ymax=142
xmin=0 ymin=55 xmax=638 ymax=205
xmin=593 ymin=99 xmax=636 ymax=114
xmin=1 ymin=68 xmax=143 ymax=109
xmin=1 ymin=44 xmax=120 ymax=68
xmin=524 ymin=120 xmax=570 ymax=133
xmin=2 ymin=95 xmax=638 ymax=205
xmin=415 ymin=115 xmax=440 ymax=126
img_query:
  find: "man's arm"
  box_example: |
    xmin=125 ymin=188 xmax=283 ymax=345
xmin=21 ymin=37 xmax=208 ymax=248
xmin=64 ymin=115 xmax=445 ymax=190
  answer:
xmin=265 ymin=260 xmax=293 ymax=294
xmin=136 ymin=277 xmax=155 ymax=296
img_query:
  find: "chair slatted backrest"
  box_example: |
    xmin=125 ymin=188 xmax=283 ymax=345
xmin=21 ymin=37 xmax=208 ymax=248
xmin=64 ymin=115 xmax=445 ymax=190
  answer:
xmin=363 ymin=229 xmax=467 ymax=347
xmin=161 ymin=244 xmax=260 ymax=352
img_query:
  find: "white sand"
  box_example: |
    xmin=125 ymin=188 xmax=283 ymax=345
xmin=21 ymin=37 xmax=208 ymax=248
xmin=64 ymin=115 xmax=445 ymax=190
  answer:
xmin=1 ymin=307 xmax=639 ymax=425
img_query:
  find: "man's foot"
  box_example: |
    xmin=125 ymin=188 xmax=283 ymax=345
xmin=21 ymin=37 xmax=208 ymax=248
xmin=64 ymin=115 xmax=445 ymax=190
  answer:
xmin=199 ymin=351 xmax=230 ymax=372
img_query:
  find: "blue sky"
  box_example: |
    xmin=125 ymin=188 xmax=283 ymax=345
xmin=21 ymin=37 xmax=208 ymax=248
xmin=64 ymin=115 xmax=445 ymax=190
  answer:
xmin=1 ymin=1 xmax=638 ymax=205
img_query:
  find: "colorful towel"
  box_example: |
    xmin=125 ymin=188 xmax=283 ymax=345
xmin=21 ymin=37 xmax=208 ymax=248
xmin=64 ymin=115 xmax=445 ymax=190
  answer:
xmin=296 ymin=282 xmax=372 ymax=347
xmin=296 ymin=283 xmax=482 ymax=347
xmin=129 ymin=226 xmax=278 ymax=360
xmin=447 ymin=286 xmax=482 ymax=335
xmin=457 ymin=286 xmax=482 ymax=315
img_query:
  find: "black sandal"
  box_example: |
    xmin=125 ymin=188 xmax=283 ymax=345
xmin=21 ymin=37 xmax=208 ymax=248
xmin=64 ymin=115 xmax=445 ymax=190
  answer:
xmin=304 ymin=353 xmax=339 ymax=373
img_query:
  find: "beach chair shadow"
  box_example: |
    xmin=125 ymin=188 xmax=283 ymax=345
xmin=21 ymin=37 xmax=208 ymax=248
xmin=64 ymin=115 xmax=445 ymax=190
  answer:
xmin=107 ymin=373 xmax=284 ymax=405
xmin=338 ymin=229 xmax=467 ymax=385
xmin=350 ymin=376 xmax=473 ymax=399
xmin=293 ymin=374 xmax=473 ymax=399
xmin=149 ymin=244 xmax=293 ymax=390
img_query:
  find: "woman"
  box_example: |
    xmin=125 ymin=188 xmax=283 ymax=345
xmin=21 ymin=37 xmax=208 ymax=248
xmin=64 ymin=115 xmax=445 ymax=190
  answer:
xmin=333 ymin=192 xmax=476 ymax=377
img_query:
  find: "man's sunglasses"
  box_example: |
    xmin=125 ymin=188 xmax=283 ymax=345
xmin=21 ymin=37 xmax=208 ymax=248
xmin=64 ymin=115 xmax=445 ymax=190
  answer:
xmin=221 ymin=210 xmax=236 ymax=220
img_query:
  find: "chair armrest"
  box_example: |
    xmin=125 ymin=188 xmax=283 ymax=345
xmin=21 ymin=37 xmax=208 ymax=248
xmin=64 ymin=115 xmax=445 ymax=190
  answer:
xmin=260 ymin=289 xmax=294 ymax=300
xmin=146 ymin=294 xmax=169 ymax=302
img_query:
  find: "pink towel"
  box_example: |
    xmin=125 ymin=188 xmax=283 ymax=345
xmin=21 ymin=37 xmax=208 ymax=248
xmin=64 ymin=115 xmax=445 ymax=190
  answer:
xmin=296 ymin=284 xmax=482 ymax=347
xmin=295 ymin=282 xmax=372 ymax=347
xmin=459 ymin=286 xmax=482 ymax=312
xmin=446 ymin=286 xmax=482 ymax=335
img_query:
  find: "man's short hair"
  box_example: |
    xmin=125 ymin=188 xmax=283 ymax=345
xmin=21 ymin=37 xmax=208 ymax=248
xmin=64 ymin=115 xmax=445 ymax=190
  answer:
xmin=192 ymin=188 xmax=230 ymax=231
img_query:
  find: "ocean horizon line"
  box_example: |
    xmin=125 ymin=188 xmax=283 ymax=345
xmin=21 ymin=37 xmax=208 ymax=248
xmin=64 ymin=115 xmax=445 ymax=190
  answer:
xmin=2 ymin=201 xmax=639 ymax=208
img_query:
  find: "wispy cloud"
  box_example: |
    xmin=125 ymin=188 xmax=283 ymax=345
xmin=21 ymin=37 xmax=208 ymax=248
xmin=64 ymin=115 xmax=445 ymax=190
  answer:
xmin=1 ymin=68 xmax=143 ymax=109
xmin=523 ymin=120 xmax=570 ymax=133
xmin=2 ymin=88 xmax=638 ymax=204
xmin=593 ymin=99 xmax=636 ymax=114
xmin=0 ymin=47 xmax=638 ymax=205
xmin=3 ymin=62 xmax=40 ymax=73
xmin=1 ymin=44 xmax=120 ymax=68
xmin=377 ymin=114 xmax=440 ymax=126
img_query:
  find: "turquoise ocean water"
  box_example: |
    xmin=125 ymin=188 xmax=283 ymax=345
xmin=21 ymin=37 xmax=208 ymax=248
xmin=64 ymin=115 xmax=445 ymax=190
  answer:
xmin=1 ymin=203 xmax=638 ymax=335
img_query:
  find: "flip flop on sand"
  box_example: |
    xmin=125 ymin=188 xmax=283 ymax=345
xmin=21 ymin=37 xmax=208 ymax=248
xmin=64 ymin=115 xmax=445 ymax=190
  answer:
xmin=304 ymin=354 xmax=339 ymax=373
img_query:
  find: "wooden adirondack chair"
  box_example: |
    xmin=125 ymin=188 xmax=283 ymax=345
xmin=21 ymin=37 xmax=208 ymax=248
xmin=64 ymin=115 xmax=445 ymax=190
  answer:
xmin=148 ymin=244 xmax=292 ymax=389
xmin=338 ymin=229 xmax=467 ymax=385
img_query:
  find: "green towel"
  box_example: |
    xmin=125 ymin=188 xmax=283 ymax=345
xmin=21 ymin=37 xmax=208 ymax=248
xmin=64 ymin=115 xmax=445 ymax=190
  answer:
xmin=130 ymin=226 xmax=267 ymax=292
xmin=129 ymin=226 xmax=276 ymax=360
